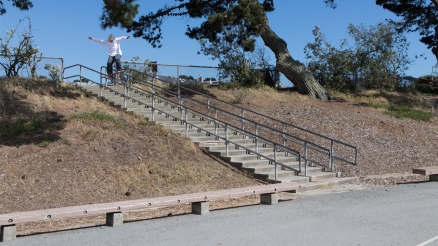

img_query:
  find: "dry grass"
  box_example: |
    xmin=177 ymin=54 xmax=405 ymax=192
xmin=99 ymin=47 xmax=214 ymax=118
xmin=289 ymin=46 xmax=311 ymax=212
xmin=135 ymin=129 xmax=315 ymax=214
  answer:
xmin=0 ymin=77 xmax=263 ymax=214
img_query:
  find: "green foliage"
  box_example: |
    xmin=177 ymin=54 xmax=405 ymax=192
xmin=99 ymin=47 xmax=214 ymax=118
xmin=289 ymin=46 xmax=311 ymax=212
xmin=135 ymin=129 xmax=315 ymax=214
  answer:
xmin=179 ymin=75 xmax=195 ymax=81
xmin=0 ymin=17 xmax=42 ymax=77
xmin=73 ymin=78 xmax=90 ymax=83
xmin=198 ymin=23 xmax=271 ymax=88
xmin=361 ymin=103 xmax=432 ymax=121
xmin=416 ymin=75 xmax=438 ymax=95
xmin=39 ymin=135 xmax=52 ymax=147
xmin=232 ymin=89 xmax=249 ymax=104
xmin=63 ymin=139 xmax=72 ymax=146
xmin=0 ymin=118 xmax=43 ymax=137
xmin=71 ymin=110 xmax=116 ymax=123
xmin=123 ymin=56 xmax=153 ymax=82
xmin=305 ymin=23 xmax=419 ymax=92
xmin=0 ymin=0 xmax=34 ymax=15
xmin=44 ymin=63 xmax=62 ymax=82
xmin=100 ymin=0 xmax=139 ymax=30
xmin=138 ymin=120 xmax=152 ymax=126
xmin=376 ymin=0 xmax=438 ymax=61
xmin=385 ymin=105 xmax=432 ymax=121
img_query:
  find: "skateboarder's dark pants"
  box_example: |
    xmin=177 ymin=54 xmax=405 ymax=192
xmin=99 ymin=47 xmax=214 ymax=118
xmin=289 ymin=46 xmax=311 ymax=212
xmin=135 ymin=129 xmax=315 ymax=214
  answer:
xmin=107 ymin=54 xmax=122 ymax=75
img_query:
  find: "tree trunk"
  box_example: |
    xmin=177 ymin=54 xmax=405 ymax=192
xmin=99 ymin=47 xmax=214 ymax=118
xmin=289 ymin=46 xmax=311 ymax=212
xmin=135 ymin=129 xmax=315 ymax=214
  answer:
xmin=260 ymin=25 xmax=329 ymax=100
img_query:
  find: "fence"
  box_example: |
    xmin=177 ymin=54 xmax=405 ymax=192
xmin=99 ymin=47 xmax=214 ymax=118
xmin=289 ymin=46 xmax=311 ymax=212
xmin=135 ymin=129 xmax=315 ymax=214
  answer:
xmin=120 ymin=61 xmax=230 ymax=85
xmin=0 ymin=55 xmax=64 ymax=79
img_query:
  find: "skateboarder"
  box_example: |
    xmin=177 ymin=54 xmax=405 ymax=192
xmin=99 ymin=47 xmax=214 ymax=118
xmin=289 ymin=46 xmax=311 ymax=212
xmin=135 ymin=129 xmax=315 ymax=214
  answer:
xmin=88 ymin=34 xmax=130 ymax=77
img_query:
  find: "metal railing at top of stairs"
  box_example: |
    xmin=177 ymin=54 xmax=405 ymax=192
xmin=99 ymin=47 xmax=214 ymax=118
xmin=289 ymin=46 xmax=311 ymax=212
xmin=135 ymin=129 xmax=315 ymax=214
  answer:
xmin=63 ymin=64 xmax=305 ymax=180
xmin=116 ymin=67 xmax=358 ymax=170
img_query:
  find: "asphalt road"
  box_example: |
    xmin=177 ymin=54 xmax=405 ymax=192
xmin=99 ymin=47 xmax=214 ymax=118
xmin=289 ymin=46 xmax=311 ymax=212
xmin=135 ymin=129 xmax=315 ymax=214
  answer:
xmin=3 ymin=182 xmax=438 ymax=246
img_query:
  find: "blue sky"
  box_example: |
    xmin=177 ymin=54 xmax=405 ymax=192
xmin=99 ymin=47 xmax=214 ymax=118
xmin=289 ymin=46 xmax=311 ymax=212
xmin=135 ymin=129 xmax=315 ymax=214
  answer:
xmin=0 ymin=0 xmax=434 ymax=87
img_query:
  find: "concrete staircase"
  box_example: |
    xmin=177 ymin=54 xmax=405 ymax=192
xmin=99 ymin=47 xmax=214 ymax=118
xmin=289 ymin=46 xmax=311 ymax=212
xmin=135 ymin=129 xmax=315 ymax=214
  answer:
xmin=79 ymin=84 xmax=357 ymax=191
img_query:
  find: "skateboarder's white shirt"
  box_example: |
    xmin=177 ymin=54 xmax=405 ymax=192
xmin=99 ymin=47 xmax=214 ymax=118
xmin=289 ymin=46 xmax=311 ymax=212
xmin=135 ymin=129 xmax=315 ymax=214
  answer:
xmin=90 ymin=36 xmax=129 ymax=56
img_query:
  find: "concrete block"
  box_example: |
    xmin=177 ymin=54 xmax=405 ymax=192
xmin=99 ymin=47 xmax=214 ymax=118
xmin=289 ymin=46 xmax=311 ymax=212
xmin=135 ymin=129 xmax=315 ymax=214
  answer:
xmin=192 ymin=201 xmax=209 ymax=215
xmin=430 ymin=174 xmax=438 ymax=181
xmin=260 ymin=193 xmax=279 ymax=205
xmin=106 ymin=212 xmax=124 ymax=227
xmin=1 ymin=225 xmax=16 ymax=242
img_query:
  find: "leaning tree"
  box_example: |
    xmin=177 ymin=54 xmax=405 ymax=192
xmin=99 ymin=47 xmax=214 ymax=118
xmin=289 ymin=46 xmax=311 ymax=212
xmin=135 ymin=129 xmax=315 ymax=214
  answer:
xmin=99 ymin=0 xmax=340 ymax=100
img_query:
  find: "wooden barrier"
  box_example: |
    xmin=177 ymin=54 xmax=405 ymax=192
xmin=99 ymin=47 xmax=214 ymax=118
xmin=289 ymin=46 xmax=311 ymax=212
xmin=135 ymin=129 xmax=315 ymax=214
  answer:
xmin=0 ymin=182 xmax=302 ymax=242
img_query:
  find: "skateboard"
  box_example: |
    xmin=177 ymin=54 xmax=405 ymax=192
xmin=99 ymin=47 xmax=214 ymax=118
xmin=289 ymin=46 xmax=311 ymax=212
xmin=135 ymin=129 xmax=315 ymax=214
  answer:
xmin=107 ymin=70 xmax=125 ymax=85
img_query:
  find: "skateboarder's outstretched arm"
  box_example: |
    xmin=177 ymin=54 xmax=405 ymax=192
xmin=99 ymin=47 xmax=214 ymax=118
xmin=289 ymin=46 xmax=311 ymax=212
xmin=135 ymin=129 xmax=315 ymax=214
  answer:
xmin=88 ymin=36 xmax=106 ymax=44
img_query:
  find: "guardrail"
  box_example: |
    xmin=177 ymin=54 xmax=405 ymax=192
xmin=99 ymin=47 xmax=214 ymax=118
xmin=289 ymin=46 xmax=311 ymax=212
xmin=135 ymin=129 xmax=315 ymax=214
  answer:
xmin=0 ymin=182 xmax=303 ymax=242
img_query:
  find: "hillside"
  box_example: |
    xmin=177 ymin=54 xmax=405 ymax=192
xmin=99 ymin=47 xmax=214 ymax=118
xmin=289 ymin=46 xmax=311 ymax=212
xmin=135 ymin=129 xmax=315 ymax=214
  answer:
xmin=0 ymin=78 xmax=264 ymax=215
xmin=1 ymin=78 xmax=437 ymax=216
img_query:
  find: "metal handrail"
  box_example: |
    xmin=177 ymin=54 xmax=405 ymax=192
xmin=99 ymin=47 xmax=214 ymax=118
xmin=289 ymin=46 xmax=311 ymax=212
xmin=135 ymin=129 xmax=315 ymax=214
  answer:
xmin=63 ymin=64 xmax=357 ymax=179
xmin=132 ymin=78 xmax=332 ymax=169
xmin=114 ymin=71 xmax=329 ymax=172
xmin=164 ymin=78 xmax=358 ymax=167
xmin=66 ymin=64 xmax=307 ymax=180
xmin=121 ymin=67 xmax=357 ymax=170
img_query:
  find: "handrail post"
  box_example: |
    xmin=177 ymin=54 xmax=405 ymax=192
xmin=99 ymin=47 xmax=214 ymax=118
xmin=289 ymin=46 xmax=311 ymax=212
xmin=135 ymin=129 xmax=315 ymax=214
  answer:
xmin=124 ymin=79 xmax=127 ymax=109
xmin=274 ymin=144 xmax=278 ymax=181
xmin=79 ymin=65 xmax=82 ymax=83
xmin=214 ymin=109 xmax=218 ymax=135
xmin=298 ymin=154 xmax=302 ymax=174
xmin=99 ymin=69 xmax=103 ymax=98
xmin=282 ymin=123 xmax=286 ymax=146
xmin=152 ymin=80 xmax=155 ymax=122
xmin=225 ymin=124 xmax=229 ymax=157
xmin=207 ymin=97 xmax=211 ymax=123
xmin=330 ymin=140 xmax=334 ymax=172
xmin=185 ymin=107 xmax=189 ymax=137
xmin=355 ymin=147 xmax=358 ymax=165
xmin=180 ymin=98 xmax=183 ymax=123
xmin=241 ymin=108 xmax=245 ymax=139
xmin=61 ymin=58 xmax=65 ymax=82
xmin=304 ymin=142 xmax=308 ymax=176
xmin=255 ymin=123 xmax=259 ymax=153
xmin=177 ymin=65 xmax=181 ymax=109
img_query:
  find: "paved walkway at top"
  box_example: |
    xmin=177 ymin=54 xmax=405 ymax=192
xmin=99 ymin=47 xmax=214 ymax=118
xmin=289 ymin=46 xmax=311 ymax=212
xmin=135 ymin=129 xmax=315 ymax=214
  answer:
xmin=3 ymin=182 xmax=438 ymax=246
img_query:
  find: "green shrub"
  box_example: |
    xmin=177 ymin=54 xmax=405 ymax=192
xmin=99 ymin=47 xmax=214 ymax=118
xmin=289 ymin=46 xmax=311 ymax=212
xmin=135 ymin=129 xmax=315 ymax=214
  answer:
xmin=385 ymin=105 xmax=432 ymax=121
xmin=71 ymin=110 xmax=116 ymax=123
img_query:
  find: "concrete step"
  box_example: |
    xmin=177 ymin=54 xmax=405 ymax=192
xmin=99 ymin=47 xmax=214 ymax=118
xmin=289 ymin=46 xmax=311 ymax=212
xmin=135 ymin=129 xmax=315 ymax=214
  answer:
xmin=224 ymin=153 xmax=298 ymax=162
xmin=248 ymin=164 xmax=321 ymax=174
xmin=203 ymin=143 xmax=258 ymax=151
xmin=190 ymin=134 xmax=250 ymax=143
xmin=209 ymin=147 xmax=275 ymax=157
xmin=290 ymin=177 xmax=359 ymax=190
xmin=251 ymin=170 xmax=309 ymax=183
xmin=254 ymin=168 xmax=337 ymax=183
